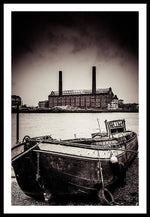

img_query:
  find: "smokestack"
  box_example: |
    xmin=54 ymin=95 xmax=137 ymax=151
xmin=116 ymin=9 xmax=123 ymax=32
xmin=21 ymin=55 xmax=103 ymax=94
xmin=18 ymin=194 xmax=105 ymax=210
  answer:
xmin=92 ymin=66 xmax=96 ymax=95
xmin=59 ymin=71 xmax=62 ymax=96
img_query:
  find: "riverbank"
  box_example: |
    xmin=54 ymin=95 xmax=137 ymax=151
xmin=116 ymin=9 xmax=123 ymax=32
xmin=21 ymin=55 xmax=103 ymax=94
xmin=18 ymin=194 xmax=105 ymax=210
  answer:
xmin=12 ymin=108 xmax=139 ymax=113
xmin=11 ymin=157 xmax=138 ymax=206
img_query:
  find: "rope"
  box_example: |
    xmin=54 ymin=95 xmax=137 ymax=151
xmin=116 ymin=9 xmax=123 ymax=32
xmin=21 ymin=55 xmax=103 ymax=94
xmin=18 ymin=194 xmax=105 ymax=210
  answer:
xmin=11 ymin=143 xmax=39 ymax=163
xmin=35 ymin=152 xmax=52 ymax=202
xmin=97 ymin=148 xmax=104 ymax=189
xmin=97 ymin=148 xmax=120 ymax=206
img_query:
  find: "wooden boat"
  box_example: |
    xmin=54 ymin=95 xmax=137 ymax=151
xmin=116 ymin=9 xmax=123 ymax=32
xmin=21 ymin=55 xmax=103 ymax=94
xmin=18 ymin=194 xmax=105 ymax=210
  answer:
xmin=11 ymin=119 xmax=138 ymax=204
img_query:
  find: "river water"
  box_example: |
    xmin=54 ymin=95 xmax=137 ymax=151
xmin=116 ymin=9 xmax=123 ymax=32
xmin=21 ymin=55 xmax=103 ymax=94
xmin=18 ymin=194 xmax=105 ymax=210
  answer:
xmin=11 ymin=112 xmax=139 ymax=146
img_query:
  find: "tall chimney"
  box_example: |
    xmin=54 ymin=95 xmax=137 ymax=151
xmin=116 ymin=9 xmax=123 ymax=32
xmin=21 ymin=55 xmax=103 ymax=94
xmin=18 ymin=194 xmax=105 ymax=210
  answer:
xmin=59 ymin=70 xmax=62 ymax=96
xmin=92 ymin=66 xmax=96 ymax=95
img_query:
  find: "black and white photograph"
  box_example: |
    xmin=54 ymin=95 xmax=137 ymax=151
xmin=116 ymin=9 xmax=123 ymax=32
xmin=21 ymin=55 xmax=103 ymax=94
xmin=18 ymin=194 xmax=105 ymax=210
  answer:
xmin=4 ymin=3 xmax=147 ymax=214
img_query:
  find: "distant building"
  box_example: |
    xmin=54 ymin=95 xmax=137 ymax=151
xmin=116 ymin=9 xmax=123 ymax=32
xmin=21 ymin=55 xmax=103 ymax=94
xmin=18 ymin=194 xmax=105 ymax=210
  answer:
xmin=48 ymin=87 xmax=114 ymax=109
xmin=118 ymin=99 xmax=124 ymax=108
xmin=38 ymin=100 xmax=49 ymax=108
xmin=123 ymin=103 xmax=139 ymax=111
xmin=108 ymin=95 xmax=119 ymax=110
xmin=12 ymin=95 xmax=22 ymax=107
xmin=39 ymin=66 xmax=121 ymax=109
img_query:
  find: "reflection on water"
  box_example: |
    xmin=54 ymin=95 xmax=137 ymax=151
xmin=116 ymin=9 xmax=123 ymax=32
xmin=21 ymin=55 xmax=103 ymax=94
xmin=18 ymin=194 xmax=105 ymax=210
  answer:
xmin=12 ymin=112 xmax=138 ymax=146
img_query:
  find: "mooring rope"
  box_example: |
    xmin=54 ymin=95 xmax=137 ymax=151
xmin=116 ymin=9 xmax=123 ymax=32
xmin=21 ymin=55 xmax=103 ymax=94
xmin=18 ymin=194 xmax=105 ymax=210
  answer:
xmin=97 ymin=148 xmax=120 ymax=205
xmin=11 ymin=143 xmax=39 ymax=163
xmin=97 ymin=148 xmax=104 ymax=189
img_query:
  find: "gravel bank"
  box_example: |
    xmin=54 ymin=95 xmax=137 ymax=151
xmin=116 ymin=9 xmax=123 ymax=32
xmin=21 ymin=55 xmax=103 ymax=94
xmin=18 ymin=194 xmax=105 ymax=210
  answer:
xmin=11 ymin=157 xmax=138 ymax=206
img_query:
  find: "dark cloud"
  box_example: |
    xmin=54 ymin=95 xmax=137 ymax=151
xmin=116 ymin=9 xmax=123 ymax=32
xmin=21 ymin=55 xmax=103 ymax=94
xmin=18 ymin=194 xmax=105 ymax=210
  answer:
xmin=12 ymin=12 xmax=138 ymax=62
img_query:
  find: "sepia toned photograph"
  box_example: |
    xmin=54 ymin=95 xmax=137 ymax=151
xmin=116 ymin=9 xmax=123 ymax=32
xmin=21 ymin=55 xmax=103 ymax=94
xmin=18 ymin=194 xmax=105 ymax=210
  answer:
xmin=4 ymin=3 xmax=147 ymax=214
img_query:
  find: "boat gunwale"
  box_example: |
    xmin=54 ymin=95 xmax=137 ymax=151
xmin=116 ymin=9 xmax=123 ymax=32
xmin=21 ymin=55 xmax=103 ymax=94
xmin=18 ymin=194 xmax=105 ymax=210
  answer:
xmin=11 ymin=130 xmax=137 ymax=151
xmin=11 ymin=132 xmax=138 ymax=162
xmin=33 ymin=144 xmax=136 ymax=161
xmin=33 ymin=149 xmax=113 ymax=161
xmin=35 ymin=132 xmax=137 ymax=150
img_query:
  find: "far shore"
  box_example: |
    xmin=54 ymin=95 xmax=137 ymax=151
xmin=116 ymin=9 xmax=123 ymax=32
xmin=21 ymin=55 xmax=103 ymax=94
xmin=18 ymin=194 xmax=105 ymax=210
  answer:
xmin=12 ymin=108 xmax=139 ymax=113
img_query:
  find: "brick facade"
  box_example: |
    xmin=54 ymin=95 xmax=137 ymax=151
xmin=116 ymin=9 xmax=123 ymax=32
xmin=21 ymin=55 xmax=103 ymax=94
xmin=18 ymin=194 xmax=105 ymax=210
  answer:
xmin=48 ymin=88 xmax=114 ymax=109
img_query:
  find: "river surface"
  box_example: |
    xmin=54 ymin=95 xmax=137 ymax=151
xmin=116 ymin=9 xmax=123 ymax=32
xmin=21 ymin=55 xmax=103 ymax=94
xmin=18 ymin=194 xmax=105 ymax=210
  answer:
xmin=11 ymin=112 xmax=139 ymax=146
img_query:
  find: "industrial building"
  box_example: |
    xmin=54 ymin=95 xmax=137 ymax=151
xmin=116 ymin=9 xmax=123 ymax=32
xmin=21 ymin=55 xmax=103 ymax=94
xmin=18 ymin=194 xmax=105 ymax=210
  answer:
xmin=39 ymin=66 xmax=117 ymax=109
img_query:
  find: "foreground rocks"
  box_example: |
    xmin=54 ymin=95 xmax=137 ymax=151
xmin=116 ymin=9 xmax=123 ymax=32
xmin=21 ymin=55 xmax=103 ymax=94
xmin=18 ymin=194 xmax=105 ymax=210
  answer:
xmin=11 ymin=157 xmax=138 ymax=206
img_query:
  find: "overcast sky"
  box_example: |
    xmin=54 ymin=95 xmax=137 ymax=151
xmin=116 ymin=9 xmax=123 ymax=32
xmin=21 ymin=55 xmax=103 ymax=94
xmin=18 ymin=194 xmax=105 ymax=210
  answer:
xmin=12 ymin=12 xmax=138 ymax=106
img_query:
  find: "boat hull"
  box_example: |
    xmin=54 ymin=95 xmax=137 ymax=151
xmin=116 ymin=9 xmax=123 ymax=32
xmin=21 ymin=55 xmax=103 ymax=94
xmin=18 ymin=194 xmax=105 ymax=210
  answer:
xmin=12 ymin=134 xmax=138 ymax=199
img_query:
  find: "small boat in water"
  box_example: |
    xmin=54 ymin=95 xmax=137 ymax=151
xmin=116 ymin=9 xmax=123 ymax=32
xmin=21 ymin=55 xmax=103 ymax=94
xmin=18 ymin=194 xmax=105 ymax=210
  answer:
xmin=11 ymin=119 xmax=138 ymax=204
